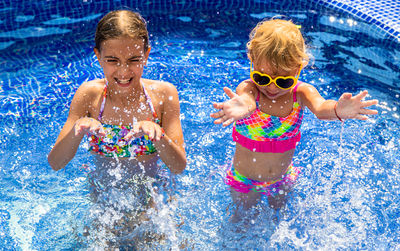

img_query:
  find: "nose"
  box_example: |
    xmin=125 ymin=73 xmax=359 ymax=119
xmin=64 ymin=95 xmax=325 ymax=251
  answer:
xmin=116 ymin=63 xmax=131 ymax=75
xmin=266 ymin=81 xmax=280 ymax=92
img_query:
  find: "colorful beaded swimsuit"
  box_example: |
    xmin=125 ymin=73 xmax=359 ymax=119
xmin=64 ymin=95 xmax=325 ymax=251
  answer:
xmin=88 ymin=81 xmax=160 ymax=158
xmin=232 ymin=83 xmax=303 ymax=153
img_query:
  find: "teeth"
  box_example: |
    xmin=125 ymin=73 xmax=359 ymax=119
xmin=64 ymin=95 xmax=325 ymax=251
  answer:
xmin=117 ymin=79 xmax=130 ymax=84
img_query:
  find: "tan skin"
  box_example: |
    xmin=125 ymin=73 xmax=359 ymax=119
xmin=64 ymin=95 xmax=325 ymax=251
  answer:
xmin=48 ymin=36 xmax=186 ymax=175
xmin=211 ymin=59 xmax=378 ymax=214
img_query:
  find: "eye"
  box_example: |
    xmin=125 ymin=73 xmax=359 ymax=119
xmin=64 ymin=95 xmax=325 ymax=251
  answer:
xmin=105 ymin=59 xmax=118 ymax=63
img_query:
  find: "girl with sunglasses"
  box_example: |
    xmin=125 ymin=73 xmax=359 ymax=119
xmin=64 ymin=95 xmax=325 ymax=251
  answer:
xmin=210 ymin=19 xmax=378 ymax=221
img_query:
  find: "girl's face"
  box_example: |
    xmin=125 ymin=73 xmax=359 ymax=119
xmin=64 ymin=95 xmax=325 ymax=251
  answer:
xmin=253 ymin=60 xmax=299 ymax=100
xmin=94 ymin=36 xmax=150 ymax=91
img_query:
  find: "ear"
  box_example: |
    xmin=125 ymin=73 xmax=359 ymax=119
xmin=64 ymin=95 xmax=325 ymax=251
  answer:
xmin=144 ymin=47 xmax=151 ymax=66
xmin=247 ymin=53 xmax=253 ymax=62
xmin=94 ymin=47 xmax=101 ymax=64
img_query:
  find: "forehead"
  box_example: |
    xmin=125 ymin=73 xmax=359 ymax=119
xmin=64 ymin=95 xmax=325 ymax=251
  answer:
xmin=100 ymin=36 xmax=145 ymax=56
xmin=254 ymin=59 xmax=294 ymax=76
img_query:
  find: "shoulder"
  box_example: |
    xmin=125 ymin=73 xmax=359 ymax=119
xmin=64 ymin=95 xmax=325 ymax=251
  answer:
xmin=75 ymin=78 xmax=106 ymax=98
xmin=295 ymin=81 xmax=320 ymax=106
xmin=296 ymin=81 xmax=319 ymax=96
xmin=237 ymin=79 xmax=258 ymax=98
xmin=143 ymin=79 xmax=178 ymax=97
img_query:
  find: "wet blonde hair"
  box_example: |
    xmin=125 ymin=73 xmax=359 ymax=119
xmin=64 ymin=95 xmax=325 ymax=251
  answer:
xmin=95 ymin=10 xmax=149 ymax=52
xmin=247 ymin=19 xmax=309 ymax=72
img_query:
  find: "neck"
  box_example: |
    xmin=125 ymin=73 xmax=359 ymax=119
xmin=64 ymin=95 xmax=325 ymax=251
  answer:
xmin=107 ymin=79 xmax=144 ymax=105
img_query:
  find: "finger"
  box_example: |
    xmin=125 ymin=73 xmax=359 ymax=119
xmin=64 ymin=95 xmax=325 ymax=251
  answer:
xmin=210 ymin=110 xmax=225 ymax=118
xmin=222 ymin=118 xmax=235 ymax=127
xmin=361 ymin=99 xmax=379 ymax=108
xmin=213 ymin=102 xmax=224 ymax=109
xmin=355 ymin=114 xmax=368 ymax=120
xmin=341 ymin=93 xmax=352 ymax=100
xmin=76 ymin=124 xmax=89 ymax=136
xmin=124 ymin=131 xmax=134 ymax=141
xmin=75 ymin=126 xmax=81 ymax=136
xmin=216 ymin=115 xmax=229 ymax=125
xmin=210 ymin=112 xmax=219 ymax=118
xmin=213 ymin=117 xmax=224 ymax=124
xmin=354 ymin=90 xmax=368 ymax=101
xmin=148 ymin=128 xmax=155 ymax=140
xmin=223 ymin=87 xmax=238 ymax=99
xmin=359 ymin=108 xmax=378 ymax=115
xmin=98 ymin=126 xmax=106 ymax=137
xmin=132 ymin=124 xmax=140 ymax=134
xmin=155 ymin=127 xmax=163 ymax=141
xmin=90 ymin=124 xmax=101 ymax=134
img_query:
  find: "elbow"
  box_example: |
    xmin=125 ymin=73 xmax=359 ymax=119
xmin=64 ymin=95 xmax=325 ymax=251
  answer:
xmin=47 ymin=154 xmax=65 ymax=171
xmin=170 ymin=157 xmax=187 ymax=175
xmin=315 ymin=113 xmax=325 ymax=120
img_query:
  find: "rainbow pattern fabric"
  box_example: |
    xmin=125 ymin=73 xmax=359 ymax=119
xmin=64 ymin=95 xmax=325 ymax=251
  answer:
xmin=88 ymin=80 xmax=160 ymax=158
xmin=234 ymin=102 xmax=303 ymax=140
xmin=88 ymin=124 xmax=157 ymax=158
xmin=232 ymin=91 xmax=303 ymax=153
xmin=225 ymin=163 xmax=301 ymax=196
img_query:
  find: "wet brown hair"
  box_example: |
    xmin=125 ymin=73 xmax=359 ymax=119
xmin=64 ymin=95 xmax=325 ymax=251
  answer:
xmin=95 ymin=10 xmax=149 ymax=52
xmin=247 ymin=19 xmax=309 ymax=72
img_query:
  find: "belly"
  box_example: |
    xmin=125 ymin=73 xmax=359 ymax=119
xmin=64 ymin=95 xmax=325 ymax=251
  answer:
xmin=233 ymin=143 xmax=295 ymax=181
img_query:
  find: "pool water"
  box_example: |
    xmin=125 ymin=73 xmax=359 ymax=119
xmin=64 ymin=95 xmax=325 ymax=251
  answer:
xmin=1 ymin=1 xmax=400 ymax=250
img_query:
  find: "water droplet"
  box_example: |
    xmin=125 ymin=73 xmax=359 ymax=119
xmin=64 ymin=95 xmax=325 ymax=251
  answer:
xmin=168 ymin=96 xmax=173 ymax=100
xmin=272 ymin=100 xmax=276 ymax=103
xmin=253 ymin=158 xmax=256 ymax=162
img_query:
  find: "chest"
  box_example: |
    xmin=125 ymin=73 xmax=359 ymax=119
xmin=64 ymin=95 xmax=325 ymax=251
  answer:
xmin=257 ymin=94 xmax=294 ymax=118
xmin=92 ymin=94 xmax=160 ymax=126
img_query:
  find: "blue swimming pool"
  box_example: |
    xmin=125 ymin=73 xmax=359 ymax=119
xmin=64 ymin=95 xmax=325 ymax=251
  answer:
xmin=1 ymin=0 xmax=400 ymax=249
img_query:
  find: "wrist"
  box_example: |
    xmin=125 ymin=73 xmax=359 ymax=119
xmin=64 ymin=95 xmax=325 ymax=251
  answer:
xmin=334 ymin=102 xmax=343 ymax=122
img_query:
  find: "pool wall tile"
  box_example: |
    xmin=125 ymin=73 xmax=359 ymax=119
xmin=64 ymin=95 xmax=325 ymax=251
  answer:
xmin=0 ymin=0 xmax=399 ymax=43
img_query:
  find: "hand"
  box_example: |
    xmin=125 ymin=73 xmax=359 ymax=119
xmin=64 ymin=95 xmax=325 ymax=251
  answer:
xmin=336 ymin=90 xmax=378 ymax=120
xmin=210 ymin=87 xmax=253 ymax=127
xmin=74 ymin=117 xmax=105 ymax=137
xmin=124 ymin=121 xmax=165 ymax=141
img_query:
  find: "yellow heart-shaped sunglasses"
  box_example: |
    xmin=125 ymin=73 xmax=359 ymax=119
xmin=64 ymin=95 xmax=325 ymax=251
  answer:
xmin=250 ymin=62 xmax=302 ymax=90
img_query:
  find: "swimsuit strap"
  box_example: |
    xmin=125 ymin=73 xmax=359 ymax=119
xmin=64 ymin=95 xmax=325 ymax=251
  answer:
xmin=97 ymin=79 xmax=158 ymax=122
xmin=292 ymin=82 xmax=301 ymax=102
xmin=97 ymin=80 xmax=108 ymax=121
xmin=255 ymin=91 xmax=261 ymax=108
xmin=141 ymin=80 xmax=158 ymax=120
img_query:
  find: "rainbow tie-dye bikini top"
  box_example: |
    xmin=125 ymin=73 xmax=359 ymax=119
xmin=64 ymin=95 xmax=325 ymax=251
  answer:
xmin=232 ymin=83 xmax=303 ymax=153
xmin=88 ymin=81 xmax=160 ymax=158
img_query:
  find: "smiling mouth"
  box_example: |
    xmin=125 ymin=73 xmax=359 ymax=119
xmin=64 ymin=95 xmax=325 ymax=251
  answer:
xmin=266 ymin=90 xmax=278 ymax=97
xmin=115 ymin=78 xmax=133 ymax=86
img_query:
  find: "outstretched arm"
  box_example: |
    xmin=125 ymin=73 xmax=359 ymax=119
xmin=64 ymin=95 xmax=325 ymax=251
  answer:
xmin=210 ymin=81 xmax=257 ymax=126
xmin=299 ymin=84 xmax=378 ymax=121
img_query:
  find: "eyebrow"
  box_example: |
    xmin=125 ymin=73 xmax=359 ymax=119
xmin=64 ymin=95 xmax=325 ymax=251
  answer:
xmin=104 ymin=55 xmax=143 ymax=60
